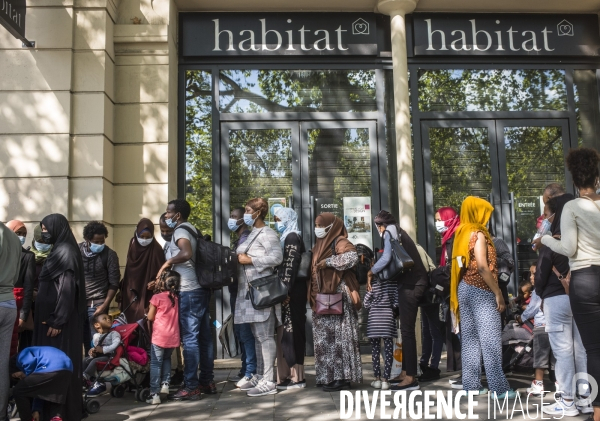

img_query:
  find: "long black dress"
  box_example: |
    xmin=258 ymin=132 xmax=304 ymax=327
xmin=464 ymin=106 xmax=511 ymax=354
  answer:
xmin=280 ymin=233 xmax=306 ymax=367
xmin=33 ymin=214 xmax=85 ymax=421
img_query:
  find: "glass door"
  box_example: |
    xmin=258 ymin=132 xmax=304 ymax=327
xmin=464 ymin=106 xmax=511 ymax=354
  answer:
xmin=300 ymin=121 xmax=380 ymax=250
xmin=220 ymin=122 xmax=301 ymax=247
xmin=419 ymin=119 xmax=572 ymax=293
xmin=496 ymin=120 xmax=571 ymax=284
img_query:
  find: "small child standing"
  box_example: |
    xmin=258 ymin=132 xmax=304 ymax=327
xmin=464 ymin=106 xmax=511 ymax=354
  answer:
xmin=84 ymin=313 xmax=122 ymax=396
xmin=146 ymin=269 xmax=181 ymax=404
xmin=364 ymin=274 xmax=399 ymax=391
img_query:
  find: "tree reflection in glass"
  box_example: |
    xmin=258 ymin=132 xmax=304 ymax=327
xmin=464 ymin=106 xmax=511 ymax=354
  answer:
xmin=219 ymin=70 xmax=376 ymax=113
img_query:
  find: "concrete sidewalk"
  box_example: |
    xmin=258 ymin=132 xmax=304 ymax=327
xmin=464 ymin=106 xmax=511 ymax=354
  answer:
xmin=83 ymin=361 xmax=592 ymax=421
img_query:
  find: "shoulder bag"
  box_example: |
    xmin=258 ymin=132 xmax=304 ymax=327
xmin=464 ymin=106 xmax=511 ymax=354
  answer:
xmin=314 ymin=238 xmax=344 ymax=315
xmin=243 ymin=229 xmax=289 ymax=310
xmin=377 ymin=228 xmax=415 ymax=281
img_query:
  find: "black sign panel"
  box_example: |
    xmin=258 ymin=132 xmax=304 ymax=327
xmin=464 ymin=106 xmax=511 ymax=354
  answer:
xmin=413 ymin=13 xmax=600 ymax=56
xmin=0 ymin=0 xmax=25 ymax=41
xmin=180 ymin=13 xmax=379 ymax=57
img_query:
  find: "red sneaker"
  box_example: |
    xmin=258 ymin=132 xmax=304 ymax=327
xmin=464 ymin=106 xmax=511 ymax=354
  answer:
xmin=167 ymin=387 xmax=202 ymax=401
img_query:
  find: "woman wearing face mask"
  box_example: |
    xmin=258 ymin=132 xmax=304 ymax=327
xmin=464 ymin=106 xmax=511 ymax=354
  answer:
xmin=533 ymin=194 xmax=591 ymax=416
xmin=35 ymin=214 xmax=86 ymax=421
xmin=367 ymin=210 xmax=428 ymax=391
xmin=433 ymin=207 xmax=462 ymax=376
xmin=6 ymin=220 xmax=35 ymax=357
xmin=308 ymin=212 xmax=362 ymax=392
xmin=235 ymin=198 xmax=283 ymax=397
xmin=119 ymin=218 xmax=166 ymax=323
xmin=273 ymin=207 xmax=307 ymax=390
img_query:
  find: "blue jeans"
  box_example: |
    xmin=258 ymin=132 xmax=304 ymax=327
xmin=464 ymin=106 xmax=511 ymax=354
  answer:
xmin=230 ymin=293 xmax=256 ymax=378
xmin=150 ymin=344 xmax=174 ymax=394
xmin=179 ymin=288 xmax=214 ymax=390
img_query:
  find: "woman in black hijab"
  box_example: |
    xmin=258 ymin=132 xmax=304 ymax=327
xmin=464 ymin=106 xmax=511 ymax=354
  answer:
xmin=34 ymin=214 xmax=85 ymax=421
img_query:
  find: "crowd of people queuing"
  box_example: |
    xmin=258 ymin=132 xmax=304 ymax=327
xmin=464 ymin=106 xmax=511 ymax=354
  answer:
xmin=0 ymin=146 xmax=599 ymax=420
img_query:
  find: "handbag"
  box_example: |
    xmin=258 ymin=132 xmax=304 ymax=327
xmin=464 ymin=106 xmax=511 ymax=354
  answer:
xmin=242 ymin=229 xmax=289 ymax=310
xmin=377 ymin=228 xmax=415 ymax=281
xmin=314 ymin=238 xmax=344 ymax=315
xmin=296 ymin=250 xmax=312 ymax=281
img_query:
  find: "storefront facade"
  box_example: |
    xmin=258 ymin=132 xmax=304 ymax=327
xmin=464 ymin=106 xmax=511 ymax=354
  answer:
xmin=2 ymin=0 xmax=600 ymax=357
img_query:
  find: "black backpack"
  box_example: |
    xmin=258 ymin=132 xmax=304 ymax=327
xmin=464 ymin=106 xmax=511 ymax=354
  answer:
xmin=175 ymin=225 xmax=237 ymax=289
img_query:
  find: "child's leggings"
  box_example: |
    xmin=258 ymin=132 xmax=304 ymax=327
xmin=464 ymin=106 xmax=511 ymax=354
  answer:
xmin=370 ymin=337 xmax=394 ymax=380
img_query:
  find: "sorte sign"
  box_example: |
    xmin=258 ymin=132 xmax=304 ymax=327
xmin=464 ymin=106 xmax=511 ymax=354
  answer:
xmin=180 ymin=13 xmax=379 ymax=57
xmin=0 ymin=0 xmax=26 ymax=41
xmin=412 ymin=13 xmax=600 ymax=56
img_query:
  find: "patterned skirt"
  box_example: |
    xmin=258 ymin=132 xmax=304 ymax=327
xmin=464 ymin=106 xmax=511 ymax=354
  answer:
xmin=312 ymin=281 xmax=363 ymax=384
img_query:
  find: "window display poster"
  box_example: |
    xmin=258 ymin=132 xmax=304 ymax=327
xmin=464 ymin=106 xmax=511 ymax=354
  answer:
xmin=343 ymin=196 xmax=373 ymax=249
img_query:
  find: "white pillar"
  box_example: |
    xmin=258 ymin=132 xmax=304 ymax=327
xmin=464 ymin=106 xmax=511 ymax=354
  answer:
xmin=378 ymin=0 xmax=418 ymax=239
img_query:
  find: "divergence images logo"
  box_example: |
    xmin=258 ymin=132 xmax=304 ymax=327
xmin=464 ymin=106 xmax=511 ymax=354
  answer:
xmin=352 ymin=18 xmax=369 ymax=35
xmin=557 ymin=19 xmax=574 ymax=36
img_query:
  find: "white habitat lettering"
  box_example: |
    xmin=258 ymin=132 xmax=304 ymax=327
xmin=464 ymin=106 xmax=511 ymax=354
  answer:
xmin=212 ymin=18 xmax=350 ymax=52
xmin=424 ymin=18 xmax=555 ymax=52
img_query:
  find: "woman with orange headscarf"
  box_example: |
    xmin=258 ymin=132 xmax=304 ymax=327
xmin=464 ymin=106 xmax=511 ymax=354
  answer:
xmin=6 ymin=220 xmax=35 ymax=357
xmin=450 ymin=197 xmax=515 ymax=398
xmin=308 ymin=212 xmax=362 ymax=392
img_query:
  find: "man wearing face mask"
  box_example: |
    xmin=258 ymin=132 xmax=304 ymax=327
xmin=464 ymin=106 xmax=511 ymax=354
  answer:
xmin=226 ymin=207 xmax=256 ymax=386
xmin=79 ymin=221 xmax=121 ymax=353
xmin=158 ymin=199 xmax=216 ymax=400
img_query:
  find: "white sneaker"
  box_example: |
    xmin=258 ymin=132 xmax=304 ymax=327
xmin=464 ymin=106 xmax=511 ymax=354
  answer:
xmin=247 ymin=379 xmax=277 ymax=397
xmin=381 ymin=381 xmax=390 ymax=390
xmin=542 ymin=396 xmax=579 ymax=417
xmin=576 ymin=398 xmax=594 ymax=414
xmin=146 ymin=393 xmax=161 ymax=405
xmin=527 ymin=380 xmax=545 ymax=396
xmin=371 ymin=380 xmax=382 ymax=389
xmin=239 ymin=374 xmax=260 ymax=391
xmin=236 ymin=375 xmax=252 ymax=388
xmin=160 ymin=382 xmax=170 ymax=394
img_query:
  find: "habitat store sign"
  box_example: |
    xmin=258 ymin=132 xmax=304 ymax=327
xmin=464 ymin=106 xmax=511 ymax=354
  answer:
xmin=0 ymin=0 xmax=26 ymax=41
xmin=412 ymin=13 xmax=600 ymax=56
xmin=180 ymin=13 xmax=379 ymax=56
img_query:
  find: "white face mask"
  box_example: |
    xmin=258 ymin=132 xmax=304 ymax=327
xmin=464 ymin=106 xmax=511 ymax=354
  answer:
xmin=435 ymin=221 xmax=448 ymax=234
xmin=137 ymin=236 xmax=153 ymax=247
xmin=314 ymin=223 xmax=333 ymax=239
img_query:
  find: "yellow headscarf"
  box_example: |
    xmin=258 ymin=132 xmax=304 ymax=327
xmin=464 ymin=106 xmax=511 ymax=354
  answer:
xmin=450 ymin=196 xmax=495 ymax=327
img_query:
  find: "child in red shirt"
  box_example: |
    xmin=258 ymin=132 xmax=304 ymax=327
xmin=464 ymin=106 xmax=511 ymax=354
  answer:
xmin=146 ymin=269 xmax=181 ymax=404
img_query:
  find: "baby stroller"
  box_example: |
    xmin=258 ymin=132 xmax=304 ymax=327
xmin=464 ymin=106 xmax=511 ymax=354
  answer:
xmin=84 ymin=291 xmax=151 ymax=414
xmin=503 ymin=337 xmax=535 ymax=373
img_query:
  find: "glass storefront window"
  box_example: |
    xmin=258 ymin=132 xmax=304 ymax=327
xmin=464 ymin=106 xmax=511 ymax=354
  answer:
xmin=418 ymin=69 xmax=568 ymax=112
xmin=228 ymin=128 xmax=293 ymax=210
xmin=219 ymin=70 xmax=376 ymax=113
xmin=574 ymin=69 xmax=600 ymax=151
xmin=185 ymin=70 xmax=213 ymax=235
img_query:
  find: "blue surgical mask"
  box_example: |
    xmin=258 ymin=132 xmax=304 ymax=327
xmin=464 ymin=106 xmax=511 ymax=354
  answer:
xmin=539 ymin=217 xmax=553 ymax=236
xmin=34 ymin=241 xmax=51 ymax=252
xmin=228 ymin=218 xmax=241 ymax=232
xmin=18 ymin=236 xmax=26 ymax=246
xmin=89 ymin=243 xmax=105 ymax=254
xmin=165 ymin=217 xmax=178 ymax=229
xmin=276 ymin=221 xmax=286 ymax=234
xmin=244 ymin=213 xmax=256 ymax=227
